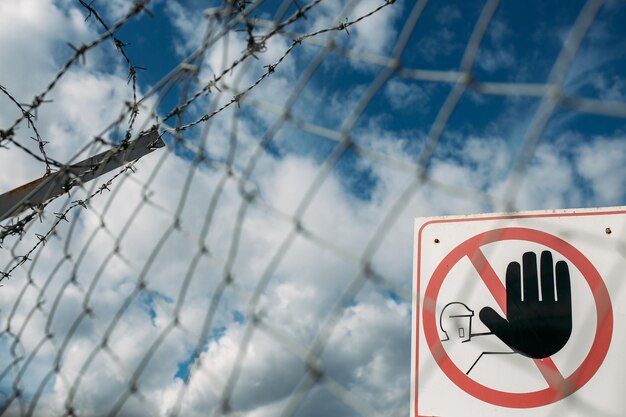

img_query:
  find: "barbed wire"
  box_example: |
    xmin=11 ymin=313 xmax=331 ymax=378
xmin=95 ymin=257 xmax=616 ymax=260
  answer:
xmin=1 ymin=0 xmax=625 ymax=416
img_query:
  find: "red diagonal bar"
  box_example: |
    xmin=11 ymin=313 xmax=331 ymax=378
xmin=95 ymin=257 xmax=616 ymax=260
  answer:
xmin=533 ymin=358 xmax=565 ymax=390
xmin=467 ymin=247 xmax=507 ymax=314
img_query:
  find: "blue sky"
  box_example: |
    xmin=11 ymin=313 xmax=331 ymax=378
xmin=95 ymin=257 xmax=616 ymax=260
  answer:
xmin=1 ymin=1 xmax=626 ymax=417
xmin=93 ymin=0 xmax=626 ymax=209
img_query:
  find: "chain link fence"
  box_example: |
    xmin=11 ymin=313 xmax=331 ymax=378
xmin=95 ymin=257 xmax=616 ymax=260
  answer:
xmin=1 ymin=0 xmax=625 ymax=416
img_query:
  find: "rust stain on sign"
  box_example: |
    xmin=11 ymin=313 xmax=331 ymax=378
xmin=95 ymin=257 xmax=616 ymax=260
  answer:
xmin=6 ymin=175 xmax=51 ymax=198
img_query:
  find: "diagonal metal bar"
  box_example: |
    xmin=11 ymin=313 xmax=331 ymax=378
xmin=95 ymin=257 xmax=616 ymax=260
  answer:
xmin=0 ymin=129 xmax=164 ymax=222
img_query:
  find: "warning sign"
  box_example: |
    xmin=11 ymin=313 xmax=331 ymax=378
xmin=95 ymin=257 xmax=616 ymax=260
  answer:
xmin=411 ymin=207 xmax=626 ymax=417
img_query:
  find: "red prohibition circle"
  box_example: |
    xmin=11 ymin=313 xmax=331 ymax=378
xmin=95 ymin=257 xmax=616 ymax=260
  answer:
xmin=422 ymin=227 xmax=613 ymax=408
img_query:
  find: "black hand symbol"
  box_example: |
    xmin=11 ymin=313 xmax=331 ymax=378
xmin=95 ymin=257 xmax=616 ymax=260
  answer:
xmin=479 ymin=251 xmax=572 ymax=359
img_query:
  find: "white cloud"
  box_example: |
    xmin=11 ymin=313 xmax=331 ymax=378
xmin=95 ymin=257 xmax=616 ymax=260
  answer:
xmin=476 ymin=19 xmax=516 ymax=73
xmin=384 ymin=79 xmax=430 ymax=112
xmin=417 ymin=27 xmax=457 ymax=63
xmin=589 ymin=74 xmax=626 ymax=101
xmin=0 ymin=0 xmax=150 ymax=189
xmin=476 ymin=48 xmax=515 ymax=73
xmin=308 ymin=0 xmax=402 ymax=56
xmin=165 ymin=1 xmax=207 ymax=57
xmin=575 ymin=135 xmax=626 ymax=204
xmin=348 ymin=0 xmax=403 ymax=55
xmin=435 ymin=5 xmax=462 ymax=25
xmin=95 ymin=0 xmax=148 ymax=22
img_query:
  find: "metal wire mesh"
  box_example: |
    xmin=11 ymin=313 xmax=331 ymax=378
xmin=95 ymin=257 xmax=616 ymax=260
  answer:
xmin=0 ymin=0 xmax=625 ymax=416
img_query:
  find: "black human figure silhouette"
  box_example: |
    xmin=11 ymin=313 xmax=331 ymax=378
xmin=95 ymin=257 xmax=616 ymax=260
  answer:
xmin=479 ymin=251 xmax=572 ymax=359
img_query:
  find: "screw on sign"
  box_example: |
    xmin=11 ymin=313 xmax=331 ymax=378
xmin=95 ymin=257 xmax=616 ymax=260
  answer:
xmin=412 ymin=209 xmax=625 ymax=417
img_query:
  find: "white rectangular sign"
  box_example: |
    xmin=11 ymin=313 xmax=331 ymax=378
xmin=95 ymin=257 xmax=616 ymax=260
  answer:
xmin=411 ymin=207 xmax=626 ymax=416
